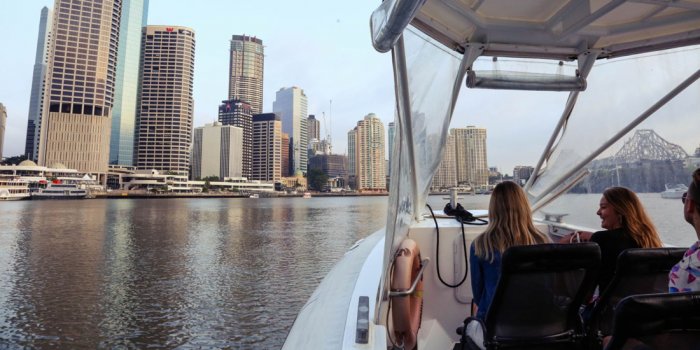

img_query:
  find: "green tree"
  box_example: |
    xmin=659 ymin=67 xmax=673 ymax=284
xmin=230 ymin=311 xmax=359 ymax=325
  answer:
xmin=307 ymin=168 xmax=329 ymax=191
xmin=1 ymin=155 xmax=28 ymax=165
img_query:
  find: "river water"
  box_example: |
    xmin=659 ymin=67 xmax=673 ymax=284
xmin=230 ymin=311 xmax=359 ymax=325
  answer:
xmin=0 ymin=194 xmax=695 ymax=348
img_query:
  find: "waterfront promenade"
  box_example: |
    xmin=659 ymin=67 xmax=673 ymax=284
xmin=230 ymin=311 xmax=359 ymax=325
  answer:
xmin=94 ymin=190 xmax=389 ymax=199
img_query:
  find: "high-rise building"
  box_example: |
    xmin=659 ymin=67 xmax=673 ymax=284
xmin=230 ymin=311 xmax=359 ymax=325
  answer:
xmin=308 ymin=154 xmax=348 ymax=179
xmin=38 ymin=0 xmax=122 ymax=174
xmin=229 ymin=35 xmax=264 ymax=114
xmin=513 ymin=166 xmax=534 ymax=186
xmin=453 ymin=126 xmax=489 ymax=188
xmin=347 ymin=128 xmax=356 ymax=186
xmin=252 ymin=113 xmax=282 ymax=181
xmin=354 ymin=113 xmax=386 ymax=191
xmin=431 ymin=134 xmax=457 ymax=190
xmin=0 ymin=103 xmax=6 ymax=158
xmin=135 ymin=25 xmax=195 ymax=176
xmin=109 ymin=0 xmax=149 ymax=166
xmin=24 ymin=6 xmax=52 ymax=161
xmin=281 ymin=132 xmax=290 ymax=177
xmin=192 ymin=122 xmax=243 ymax=180
xmin=387 ymin=121 xmax=395 ymax=175
xmin=307 ymin=114 xmax=320 ymax=144
xmin=219 ymin=99 xmax=252 ymax=178
xmin=273 ymin=87 xmax=308 ymax=175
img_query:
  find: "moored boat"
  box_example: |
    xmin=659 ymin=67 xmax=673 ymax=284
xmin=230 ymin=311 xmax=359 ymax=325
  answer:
xmin=32 ymin=182 xmax=89 ymax=200
xmin=0 ymin=175 xmax=30 ymax=201
xmin=284 ymin=1 xmax=700 ymax=349
xmin=661 ymin=184 xmax=688 ymax=199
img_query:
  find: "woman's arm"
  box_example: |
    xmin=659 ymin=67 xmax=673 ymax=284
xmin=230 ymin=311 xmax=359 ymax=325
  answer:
xmin=470 ymin=244 xmax=484 ymax=304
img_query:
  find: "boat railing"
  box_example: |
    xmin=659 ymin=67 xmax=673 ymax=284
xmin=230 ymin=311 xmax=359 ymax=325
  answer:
xmin=388 ymin=258 xmax=430 ymax=297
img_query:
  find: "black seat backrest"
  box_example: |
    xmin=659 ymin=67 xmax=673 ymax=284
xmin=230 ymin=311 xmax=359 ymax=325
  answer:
xmin=604 ymin=291 xmax=700 ymax=350
xmin=484 ymin=243 xmax=601 ymax=347
xmin=589 ymin=247 xmax=686 ymax=337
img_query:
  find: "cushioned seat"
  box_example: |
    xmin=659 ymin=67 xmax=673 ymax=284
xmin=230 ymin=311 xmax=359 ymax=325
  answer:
xmin=457 ymin=243 xmax=601 ymax=349
xmin=603 ymin=291 xmax=700 ymax=350
xmin=586 ymin=247 xmax=686 ymax=349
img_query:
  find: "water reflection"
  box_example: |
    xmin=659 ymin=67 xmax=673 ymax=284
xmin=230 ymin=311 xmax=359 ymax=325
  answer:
xmin=0 ymin=197 xmax=387 ymax=348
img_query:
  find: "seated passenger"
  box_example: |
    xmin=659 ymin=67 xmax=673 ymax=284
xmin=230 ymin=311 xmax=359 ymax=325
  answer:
xmin=469 ymin=181 xmax=549 ymax=319
xmin=670 ymin=168 xmax=700 ymax=292
xmin=559 ymin=187 xmax=662 ymax=293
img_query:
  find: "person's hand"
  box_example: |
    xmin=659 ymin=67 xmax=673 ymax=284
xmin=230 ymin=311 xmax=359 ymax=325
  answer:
xmin=558 ymin=231 xmax=593 ymax=243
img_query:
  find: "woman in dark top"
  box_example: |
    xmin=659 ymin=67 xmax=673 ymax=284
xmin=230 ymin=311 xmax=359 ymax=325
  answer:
xmin=560 ymin=187 xmax=662 ymax=292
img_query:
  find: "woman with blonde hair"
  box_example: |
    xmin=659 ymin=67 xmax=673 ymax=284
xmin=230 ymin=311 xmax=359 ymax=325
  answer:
xmin=560 ymin=186 xmax=662 ymax=292
xmin=469 ymin=181 xmax=550 ymax=320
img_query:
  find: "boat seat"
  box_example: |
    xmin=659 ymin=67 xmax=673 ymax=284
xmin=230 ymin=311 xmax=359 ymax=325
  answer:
xmin=456 ymin=243 xmax=600 ymax=349
xmin=585 ymin=247 xmax=686 ymax=349
xmin=603 ymin=292 xmax=700 ymax=350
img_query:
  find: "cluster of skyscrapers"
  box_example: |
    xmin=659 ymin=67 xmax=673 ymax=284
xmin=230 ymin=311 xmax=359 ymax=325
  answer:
xmin=9 ymin=0 xmax=490 ymax=192
xmin=15 ymin=0 xmax=338 ymax=187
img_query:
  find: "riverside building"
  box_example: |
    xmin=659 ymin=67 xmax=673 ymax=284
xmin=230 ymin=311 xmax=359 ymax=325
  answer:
xmin=192 ymin=122 xmax=243 ymax=180
xmin=37 ymin=0 xmax=122 ymax=176
xmin=252 ymin=113 xmax=282 ymax=182
xmin=134 ymin=25 xmax=195 ymax=176
xmin=24 ymin=6 xmax=52 ymax=161
xmin=281 ymin=132 xmax=290 ymax=177
xmin=273 ymin=87 xmax=308 ymax=175
xmin=431 ymin=133 xmax=457 ymax=191
xmin=229 ymin=35 xmax=264 ymax=114
xmin=218 ymin=99 xmax=252 ymax=179
xmin=353 ymin=113 xmax=386 ymax=192
xmin=307 ymin=114 xmax=320 ymax=146
xmin=109 ymin=0 xmax=149 ymax=166
xmin=453 ymin=126 xmax=489 ymax=189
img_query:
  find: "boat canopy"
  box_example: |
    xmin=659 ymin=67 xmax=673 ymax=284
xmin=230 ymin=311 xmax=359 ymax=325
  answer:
xmin=373 ymin=0 xmax=700 ymax=317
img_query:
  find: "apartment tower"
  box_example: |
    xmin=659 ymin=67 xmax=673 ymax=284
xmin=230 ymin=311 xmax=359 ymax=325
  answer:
xmin=273 ymin=87 xmax=308 ymax=175
xmin=354 ymin=113 xmax=386 ymax=191
xmin=347 ymin=128 xmax=356 ymax=187
xmin=281 ymin=132 xmax=290 ymax=177
xmin=453 ymin=126 xmax=489 ymax=188
xmin=135 ymin=25 xmax=195 ymax=176
xmin=229 ymin=35 xmax=264 ymax=114
xmin=192 ymin=122 xmax=243 ymax=180
xmin=218 ymin=99 xmax=252 ymax=179
xmin=307 ymin=114 xmax=320 ymax=144
xmin=24 ymin=7 xmax=52 ymax=161
xmin=109 ymin=0 xmax=149 ymax=166
xmin=252 ymin=113 xmax=282 ymax=181
xmin=431 ymin=134 xmax=457 ymax=190
xmin=38 ymin=0 xmax=122 ymax=174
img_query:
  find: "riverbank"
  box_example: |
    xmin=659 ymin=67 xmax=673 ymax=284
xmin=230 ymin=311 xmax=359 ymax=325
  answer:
xmin=93 ymin=191 xmax=389 ymax=199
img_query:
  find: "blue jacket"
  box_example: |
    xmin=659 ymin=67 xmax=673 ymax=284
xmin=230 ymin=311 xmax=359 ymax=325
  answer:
xmin=470 ymin=242 xmax=502 ymax=320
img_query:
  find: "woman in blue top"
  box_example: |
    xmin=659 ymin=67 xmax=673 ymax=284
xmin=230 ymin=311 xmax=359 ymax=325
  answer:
xmin=469 ymin=181 xmax=550 ymax=320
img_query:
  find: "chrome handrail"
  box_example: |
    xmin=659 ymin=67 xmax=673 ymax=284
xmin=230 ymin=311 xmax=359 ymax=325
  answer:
xmin=389 ymin=258 xmax=430 ymax=297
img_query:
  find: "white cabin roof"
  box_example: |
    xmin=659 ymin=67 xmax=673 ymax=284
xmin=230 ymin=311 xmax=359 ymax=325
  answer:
xmin=373 ymin=0 xmax=700 ymax=59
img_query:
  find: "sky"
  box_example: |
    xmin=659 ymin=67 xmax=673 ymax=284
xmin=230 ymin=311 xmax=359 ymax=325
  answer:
xmin=0 ymin=0 xmax=599 ymax=175
xmin=0 ymin=0 xmax=552 ymax=173
xmin=0 ymin=0 xmax=394 ymax=159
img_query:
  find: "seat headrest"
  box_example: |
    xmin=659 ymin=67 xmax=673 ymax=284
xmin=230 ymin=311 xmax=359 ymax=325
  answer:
xmin=616 ymin=248 xmax=687 ymax=274
xmin=501 ymin=243 xmax=601 ymax=273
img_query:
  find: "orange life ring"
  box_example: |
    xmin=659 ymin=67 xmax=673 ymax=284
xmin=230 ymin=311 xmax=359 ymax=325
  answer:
xmin=391 ymin=238 xmax=423 ymax=350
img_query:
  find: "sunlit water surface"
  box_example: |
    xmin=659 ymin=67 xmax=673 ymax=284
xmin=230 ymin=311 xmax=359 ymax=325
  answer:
xmin=0 ymin=194 xmax=693 ymax=348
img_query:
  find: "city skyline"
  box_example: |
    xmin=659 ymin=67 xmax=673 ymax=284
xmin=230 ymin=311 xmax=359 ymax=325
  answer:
xmin=2 ymin=0 xmax=581 ymax=174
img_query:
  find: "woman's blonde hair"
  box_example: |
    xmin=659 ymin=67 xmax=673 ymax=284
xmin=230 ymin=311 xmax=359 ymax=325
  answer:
xmin=602 ymin=187 xmax=662 ymax=248
xmin=473 ymin=181 xmax=549 ymax=261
